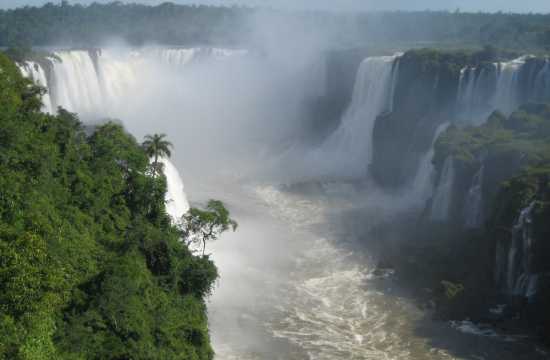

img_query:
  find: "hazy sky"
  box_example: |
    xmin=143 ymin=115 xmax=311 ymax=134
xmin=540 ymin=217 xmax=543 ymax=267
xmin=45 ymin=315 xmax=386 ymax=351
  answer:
xmin=2 ymin=0 xmax=550 ymax=13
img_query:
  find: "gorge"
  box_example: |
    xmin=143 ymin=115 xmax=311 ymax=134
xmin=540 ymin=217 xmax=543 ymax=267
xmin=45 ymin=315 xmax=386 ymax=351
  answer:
xmin=11 ymin=43 xmax=550 ymax=359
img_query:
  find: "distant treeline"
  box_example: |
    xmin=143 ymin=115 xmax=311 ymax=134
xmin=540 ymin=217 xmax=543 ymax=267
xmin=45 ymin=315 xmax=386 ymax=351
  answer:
xmin=1 ymin=1 xmax=550 ymax=50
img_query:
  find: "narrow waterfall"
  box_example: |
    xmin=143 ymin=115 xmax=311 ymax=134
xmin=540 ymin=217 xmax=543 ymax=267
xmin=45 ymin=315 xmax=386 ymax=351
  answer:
xmin=411 ymin=122 xmax=450 ymax=202
xmin=161 ymin=157 xmax=190 ymax=220
xmin=492 ymin=57 xmax=526 ymax=115
xmin=388 ymin=56 xmax=401 ymax=112
xmin=429 ymin=156 xmax=455 ymax=222
xmin=533 ymin=59 xmax=550 ymax=102
xmin=310 ymin=54 xmax=401 ymax=179
xmin=456 ymin=66 xmax=495 ymax=125
xmin=17 ymin=61 xmax=54 ymax=113
xmin=503 ymin=201 xmax=538 ymax=298
xmin=463 ymin=165 xmax=484 ymax=229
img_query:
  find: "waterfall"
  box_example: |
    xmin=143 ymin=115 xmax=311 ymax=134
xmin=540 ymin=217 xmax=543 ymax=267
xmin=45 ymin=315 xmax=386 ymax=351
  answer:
xmin=309 ymin=54 xmax=401 ymax=179
xmin=503 ymin=201 xmax=538 ymax=298
xmin=16 ymin=61 xmax=54 ymax=113
xmin=492 ymin=57 xmax=526 ymax=115
xmin=16 ymin=48 xmax=237 ymax=222
xmin=18 ymin=47 xmax=247 ymax=119
xmin=456 ymin=66 xmax=495 ymax=125
xmin=388 ymin=57 xmax=401 ymax=112
xmin=533 ymin=59 xmax=550 ymax=102
xmin=429 ymin=156 xmax=455 ymax=222
xmin=161 ymin=157 xmax=190 ymax=220
xmin=50 ymin=50 xmax=106 ymax=118
xmin=455 ymin=56 xmax=534 ymax=126
xmin=463 ymin=165 xmax=484 ymax=229
xmin=411 ymin=122 xmax=450 ymax=202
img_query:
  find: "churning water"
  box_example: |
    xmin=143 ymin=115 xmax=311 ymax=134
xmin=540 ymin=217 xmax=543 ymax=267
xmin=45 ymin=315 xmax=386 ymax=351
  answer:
xmin=204 ymin=181 xmax=548 ymax=360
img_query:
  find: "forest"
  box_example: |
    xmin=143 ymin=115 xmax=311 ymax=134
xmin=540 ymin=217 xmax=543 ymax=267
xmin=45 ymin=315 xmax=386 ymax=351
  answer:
xmin=2 ymin=2 xmax=550 ymax=50
xmin=0 ymin=51 xmax=233 ymax=359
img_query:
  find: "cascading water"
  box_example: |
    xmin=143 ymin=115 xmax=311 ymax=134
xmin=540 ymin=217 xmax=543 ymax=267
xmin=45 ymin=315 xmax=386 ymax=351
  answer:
xmin=430 ymin=156 xmax=455 ymax=222
xmin=16 ymin=60 xmax=54 ymax=113
xmin=306 ymin=54 xmax=401 ymax=179
xmin=17 ymin=48 xmax=232 ymax=225
xmin=18 ymin=47 xmax=247 ymax=120
xmin=492 ymin=57 xmax=526 ymax=115
xmin=160 ymin=157 xmax=190 ymax=220
xmin=454 ymin=56 xmax=550 ymax=126
xmin=456 ymin=66 xmax=496 ymax=125
xmin=50 ymin=50 xmax=106 ymax=117
xmin=501 ymin=201 xmax=539 ymax=299
xmin=463 ymin=165 xmax=484 ymax=229
xmin=411 ymin=122 xmax=450 ymax=203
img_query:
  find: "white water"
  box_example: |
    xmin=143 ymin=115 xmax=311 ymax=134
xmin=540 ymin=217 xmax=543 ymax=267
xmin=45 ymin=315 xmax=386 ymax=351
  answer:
xmin=463 ymin=165 xmax=484 ymax=229
xmin=302 ymin=54 xmax=400 ymax=180
xmin=492 ymin=57 xmax=526 ymax=116
xmin=456 ymin=66 xmax=495 ymax=126
xmin=411 ymin=122 xmax=451 ymax=203
xmin=455 ymin=57 xmax=531 ymax=126
xmin=430 ymin=157 xmax=455 ymax=222
xmin=505 ymin=201 xmax=538 ymax=298
xmin=20 ymin=48 xmax=248 ymax=121
xmin=17 ymin=60 xmax=53 ymax=113
xmin=160 ymin=157 xmax=190 ymax=220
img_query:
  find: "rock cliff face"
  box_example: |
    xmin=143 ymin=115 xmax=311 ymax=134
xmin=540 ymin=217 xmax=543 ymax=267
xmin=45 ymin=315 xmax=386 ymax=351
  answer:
xmin=315 ymin=47 xmax=550 ymax=340
xmin=371 ymin=49 xmax=465 ymax=187
xmin=428 ymin=103 xmax=550 ymax=338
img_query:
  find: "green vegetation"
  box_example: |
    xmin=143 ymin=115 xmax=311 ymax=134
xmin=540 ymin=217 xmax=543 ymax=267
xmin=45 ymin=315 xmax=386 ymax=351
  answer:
xmin=434 ymin=104 xmax=550 ymax=171
xmin=182 ymin=200 xmax=238 ymax=256
xmin=0 ymin=52 xmax=229 ymax=359
xmin=142 ymin=133 xmax=173 ymax=178
xmin=3 ymin=2 xmax=550 ymax=51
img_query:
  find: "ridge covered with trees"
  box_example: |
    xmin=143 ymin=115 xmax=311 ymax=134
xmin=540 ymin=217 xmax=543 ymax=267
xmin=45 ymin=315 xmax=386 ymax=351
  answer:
xmin=3 ymin=2 xmax=550 ymax=50
xmin=0 ymin=52 xmax=230 ymax=359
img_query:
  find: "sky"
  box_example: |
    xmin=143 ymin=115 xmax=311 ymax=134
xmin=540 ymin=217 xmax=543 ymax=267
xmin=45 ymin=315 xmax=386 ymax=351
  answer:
xmin=2 ymin=0 xmax=550 ymax=13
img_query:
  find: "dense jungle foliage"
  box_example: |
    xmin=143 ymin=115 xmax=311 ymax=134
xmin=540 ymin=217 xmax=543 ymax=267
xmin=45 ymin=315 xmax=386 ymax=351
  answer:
xmin=0 ymin=52 xmax=221 ymax=359
xmin=3 ymin=2 xmax=550 ymax=50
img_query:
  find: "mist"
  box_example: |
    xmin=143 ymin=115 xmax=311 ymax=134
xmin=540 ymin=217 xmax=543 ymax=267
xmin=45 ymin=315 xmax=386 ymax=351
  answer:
xmin=8 ymin=1 xmax=550 ymax=359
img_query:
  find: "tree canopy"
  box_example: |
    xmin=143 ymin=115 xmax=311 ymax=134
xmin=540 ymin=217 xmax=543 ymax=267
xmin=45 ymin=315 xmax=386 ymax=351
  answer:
xmin=0 ymin=52 xmax=229 ymax=359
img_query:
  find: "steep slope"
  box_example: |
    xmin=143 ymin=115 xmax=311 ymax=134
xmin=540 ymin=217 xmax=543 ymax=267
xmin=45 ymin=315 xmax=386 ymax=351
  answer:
xmin=0 ymin=53 xmax=217 ymax=360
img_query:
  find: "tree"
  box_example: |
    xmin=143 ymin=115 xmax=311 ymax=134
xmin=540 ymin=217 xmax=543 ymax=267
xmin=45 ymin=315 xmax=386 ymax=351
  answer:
xmin=142 ymin=133 xmax=172 ymax=177
xmin=181 ymin=200 xmax=237 ymax=256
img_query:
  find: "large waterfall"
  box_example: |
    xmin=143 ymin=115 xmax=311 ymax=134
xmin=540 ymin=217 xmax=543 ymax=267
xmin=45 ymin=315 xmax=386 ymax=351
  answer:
xmin=305 ymin=54 xmax=401 ymax=179
xmin=19 ymin=47 xmax=247 ymax=120
xmin=16 ymin=47 xmax=248 ymax=224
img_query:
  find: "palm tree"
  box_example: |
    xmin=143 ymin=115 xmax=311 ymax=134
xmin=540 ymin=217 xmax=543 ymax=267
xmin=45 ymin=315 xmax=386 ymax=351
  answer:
xmin=142 ymin=133 xmax=173 ymax=177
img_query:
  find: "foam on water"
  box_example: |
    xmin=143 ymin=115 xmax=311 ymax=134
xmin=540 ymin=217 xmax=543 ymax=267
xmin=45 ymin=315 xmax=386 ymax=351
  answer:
xmin=252 ymin=185 xmax=459 ymax=360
